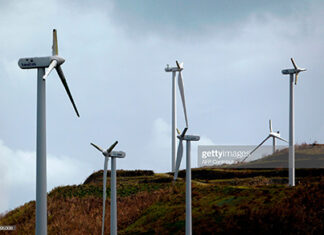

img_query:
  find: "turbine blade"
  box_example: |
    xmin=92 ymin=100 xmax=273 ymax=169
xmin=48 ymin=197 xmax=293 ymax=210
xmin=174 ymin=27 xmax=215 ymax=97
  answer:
xmin=180 ymin=127 xmax=188 ymax=137
xmin=177 ymin=71 xmax=188 ymax=127
xmin=56 ymin=65 xmax=80 ymax=117
xmin=295 ymin=72 xmax=299 ymax=85
xmin=291 ymin=58 xmax=297 ymax=70
xmin=242 ymin=135 xmax=270 ymax=162
xmin=176 ymin=60 xmax=183 ymax=69
xmin=176 ymin=128 xmax=181 ymax=135
xmin=91 ymin=143 xmax=104 ymax=153
xmin=107 ymin=141 xmax=118 ymax=153
xmin=269 ymin=120 xmax=272 ymax=132
xmin=43 ymin=60 xmax=58 ymax=80
xmin=250 ymin=136 xmax=271 ymax=155
xmin=174 ymin=139 xmax=184 ymax=180
xmin=275 ymin=136 xmax=288 ymax=143
xmin=52 ymin=29 xmax=58 ymax=56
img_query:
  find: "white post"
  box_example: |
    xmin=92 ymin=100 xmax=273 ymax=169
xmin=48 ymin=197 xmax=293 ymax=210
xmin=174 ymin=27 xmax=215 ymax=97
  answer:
xmin=272 ymin=137 xmax=276 ymax=154
xmin=36 ymin=68 xmax=47 ymax=235
xmin=111 ymin=157 xmax=117 ymax=235
xmin=102 ymin=157 xmax=108 ymax=235
xmin=171 ymin=71 xmax=177 ymax=172
xmin=289 ymin=74 xmax=295 ymax=186
xmin=186 ymin=140 xmax=192 ymax=235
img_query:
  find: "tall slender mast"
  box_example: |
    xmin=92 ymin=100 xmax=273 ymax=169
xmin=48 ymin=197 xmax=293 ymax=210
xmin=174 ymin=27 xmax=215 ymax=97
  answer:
xmin=110 ymin=157 xmax=117 ymax=235
xmin=171 ymin=71 xmax=177 ymax=172
xmin=36 ymin=68 xmax=47 ymax=235
xmin=185 ymin=140 xmax=192 ymax=235
xmin=289 ymin=74 xmax=295 ymax=186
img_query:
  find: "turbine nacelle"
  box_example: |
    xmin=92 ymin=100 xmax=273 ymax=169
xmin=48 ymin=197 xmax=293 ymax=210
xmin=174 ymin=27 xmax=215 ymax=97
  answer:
xmin=176 ymin=127 xmax=199 ymax=141
xmin=165 ymin=66 xmax=182 ymax=72
xmin=100 ymin=150 xmax=125 ymax=158
xmin=165 ymin=60 xmax=184 ymax=72
xmin=183 ymin=135 xmax=200 ymax=141
xmin=281 ymin=68 xmax=306 ymax=75
xmin=110 ymin=151 xmax=126 ymax=158
xmin=270 ymin=132 xmax=281 ymax=138
xmin=18 ymin=56 xmax=65 ymax=69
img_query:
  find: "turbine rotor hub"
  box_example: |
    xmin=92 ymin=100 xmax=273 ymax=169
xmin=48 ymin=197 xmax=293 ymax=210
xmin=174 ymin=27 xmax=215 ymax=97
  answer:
xmin=51 ymin=55 xmax=65 ymax=66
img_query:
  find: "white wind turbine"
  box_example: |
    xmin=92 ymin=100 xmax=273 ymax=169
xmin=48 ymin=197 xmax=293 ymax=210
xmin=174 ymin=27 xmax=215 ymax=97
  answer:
xmin=282 ymin=58 xmax=306 ymax=186
xmin=242 ymin=120 xmax=288 ymax=162
xmin=165 ymin=61 xmax=188 ymax=172
xmin=91 ymin=141 xmax=126 ymax=235
xmin=18 ymin=29 xmax=79 ymax=235
xmin=174 ymin=128 xmax=200 ymax=235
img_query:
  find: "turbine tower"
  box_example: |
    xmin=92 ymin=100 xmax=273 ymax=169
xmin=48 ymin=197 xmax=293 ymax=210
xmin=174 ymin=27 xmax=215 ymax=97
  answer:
xmin=174 ymin=128 xmax=200 ymax=235
xmin=91 ymin=141 xmax=126 ymax=235
xmin=242 ymin=120 xmax=288 ymax=162
xmin=18 ymin=29 xmax=79 ymax=235
xmin=282 ymin=58 xmax=306 ymax=186
xmin=165 ymin=61 xmax=188 ymax=172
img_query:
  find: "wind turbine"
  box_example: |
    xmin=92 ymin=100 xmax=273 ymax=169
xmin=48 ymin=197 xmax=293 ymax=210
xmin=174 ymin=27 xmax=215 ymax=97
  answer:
xmin=165 ymin=61 xmax=188 ymax=172
xmin=91 ymin=141 xmax=126 ymax=235
xmin=242 ymin=120 xmax=288 ymax=162
xmin=18 ymin=29 xmax=79 ymax=235
xmin=282 ymin=58 xmax=306 ymax=186
xmin=174 ymin=128 xmax=200 ymax=235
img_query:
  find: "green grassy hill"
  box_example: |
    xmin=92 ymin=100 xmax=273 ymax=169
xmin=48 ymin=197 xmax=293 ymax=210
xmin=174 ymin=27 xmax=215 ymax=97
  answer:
xmin=1 ymin=145 xmax=324 ymax=234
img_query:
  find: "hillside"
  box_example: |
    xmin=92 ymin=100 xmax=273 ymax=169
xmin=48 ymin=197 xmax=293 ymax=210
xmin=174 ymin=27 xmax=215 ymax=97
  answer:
xmin=230 ymin=143 xmax=324 ymax=168
xmin=1 ymin=146 xmax=324 ymax=234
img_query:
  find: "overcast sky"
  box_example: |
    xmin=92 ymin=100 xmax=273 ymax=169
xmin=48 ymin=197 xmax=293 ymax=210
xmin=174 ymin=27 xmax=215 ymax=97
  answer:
xmin=1 ymin=0 xmax=324 ymax=213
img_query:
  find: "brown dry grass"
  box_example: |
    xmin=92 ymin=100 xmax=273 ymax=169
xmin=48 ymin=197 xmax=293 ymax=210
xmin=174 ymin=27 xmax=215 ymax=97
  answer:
xmin=0 ymin=188 xmax=168 ymax=235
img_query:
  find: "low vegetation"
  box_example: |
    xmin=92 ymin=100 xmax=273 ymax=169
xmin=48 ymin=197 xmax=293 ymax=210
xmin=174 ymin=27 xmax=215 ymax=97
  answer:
xmin=0 ymin=145 xmax=323 ymax=234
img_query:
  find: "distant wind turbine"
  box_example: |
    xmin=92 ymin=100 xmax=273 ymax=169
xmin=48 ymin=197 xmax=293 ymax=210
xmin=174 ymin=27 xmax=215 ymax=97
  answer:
xmin=242 ymin=120 xmax=287 ymax=162
xmin=91 ymin=141 xmax=126 ymax=235
xmin=174 ymin=128 xmax=200 ymax=235
xmin=282 ymin=58 xmax=306 ymax=186
xmin=18 ymin=29 xmax=79 ymax=235
xmin=165 ymin=61 xmax=188 ymax=172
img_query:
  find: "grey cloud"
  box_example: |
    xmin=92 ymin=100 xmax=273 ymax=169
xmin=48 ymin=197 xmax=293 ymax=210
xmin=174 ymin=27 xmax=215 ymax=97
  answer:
xmin=62 ymin=0 xmax=319 ymax=39
xmin=106 ymin=0 xmax=313 ymax=38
